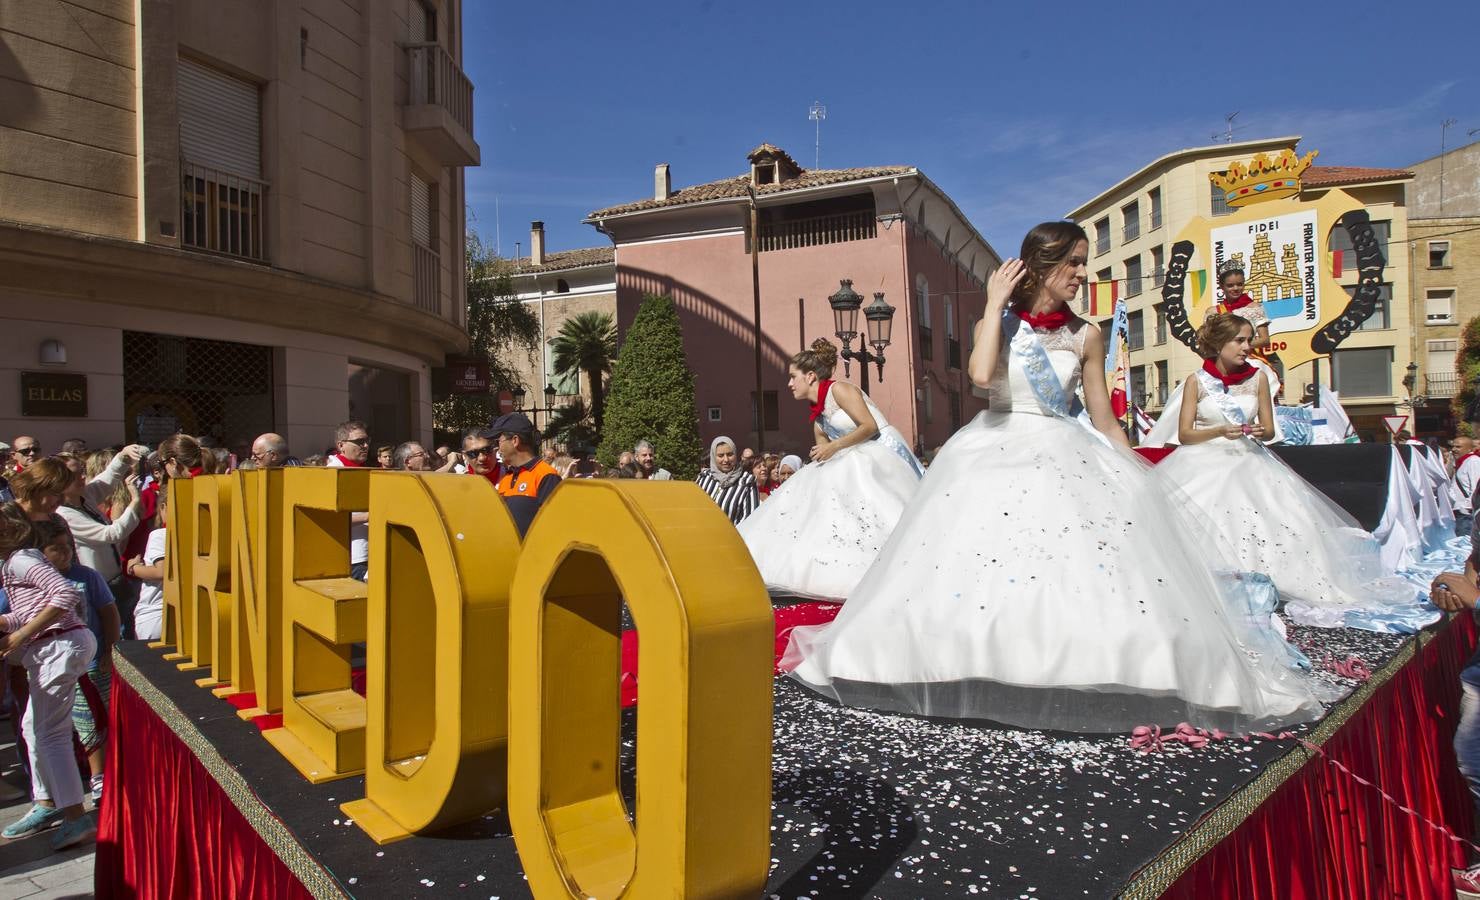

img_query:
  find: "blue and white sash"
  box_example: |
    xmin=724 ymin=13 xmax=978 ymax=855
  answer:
xmin=1004 ymin=311 xmax=1073 ymax=419
xmin=819 ymin=401 xmax=925 ymax=478
xmin=1194 ymin=369 xmax=1250 ymax=428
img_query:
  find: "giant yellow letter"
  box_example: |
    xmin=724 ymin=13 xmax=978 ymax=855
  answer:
xmin=342 ymin=472 xmax=521 ymax=843
xmin=262 ymin=467 xmax=371 ymax=782
xmin=156 ymin=478 xmax=196 ymax=664
xmin=220 ymin=469 xmax=285 ymax=717
xmin=187 ymin=475 xmax=232 ymax=686
xmin=507 ymin=481 xmax=774 ymax=899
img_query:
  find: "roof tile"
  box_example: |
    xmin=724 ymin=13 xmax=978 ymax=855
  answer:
xmin=1303 ymin=165 xmax=1413 ymax=187
xmin=511 ymin=245 xmax=614 ymax=274
xmin=587 ymin=165 xmax=914 ymax=219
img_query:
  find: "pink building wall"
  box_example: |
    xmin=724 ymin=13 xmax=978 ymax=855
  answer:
xmin=614 ymin=221 xmax=988 ymax=459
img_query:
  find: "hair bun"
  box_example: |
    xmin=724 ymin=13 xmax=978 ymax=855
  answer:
xmin=809 ymin=338 xmax=838 ymax=368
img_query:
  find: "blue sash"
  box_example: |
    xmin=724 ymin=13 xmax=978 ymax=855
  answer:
xmin=1004 ymin=311 xmax=1073 ymax=419
xmin=819 ymin=400 xmax=924 ymax=478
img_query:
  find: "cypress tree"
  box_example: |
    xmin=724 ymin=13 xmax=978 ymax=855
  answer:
xmin=598 ymin=294 xmax=702 ymax=479
xmin=1453 ymin=316 xmax=1480 ymax=436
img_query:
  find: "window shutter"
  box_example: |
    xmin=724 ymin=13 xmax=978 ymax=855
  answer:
xmin=411 ymin=174 xmax=431 ymax=247
xmin=178 ymin=58 xmax=261 ymax=178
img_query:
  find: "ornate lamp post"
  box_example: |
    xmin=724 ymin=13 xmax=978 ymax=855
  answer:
xmin=828 ymin=279 xmax=895 ymax=395
xmin=511 ymin=383 xmax=561 ymax=430
xmin=1400 ymin=361 xmax=1426 ymax=439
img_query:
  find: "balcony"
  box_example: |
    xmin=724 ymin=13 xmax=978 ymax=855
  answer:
xmin=757 ymin=209 xmax=876 ymax=252
xmin=1123 ymin=221 xmax=1140 ymax=243
xmin=1427 ymin=371 xmax=1458 ymax=398
xmin=919 ymin=325 xmax=933 ymax=361
xmin=403 ymin=43 xmax=480 ymax=167
xmin=181 ymin=161 xmax=267 ymax=263
xmin=413 ymin=243 xmax=440 ymax=313
xmin=947 ymin=338 xmax=962 ymax=370
xmin=1095 ymin=235 xmax=1110 ymax=256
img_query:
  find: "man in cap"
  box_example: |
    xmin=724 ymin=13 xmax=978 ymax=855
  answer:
xmin=489 ymin=412 xmax=561 ymax=536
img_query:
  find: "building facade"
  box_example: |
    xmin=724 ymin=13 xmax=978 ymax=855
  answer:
xmin=0 ymin=0 xmax=476 ymax=457
xmin=1066 ymin=137 xmax=1414 ymax=440
xmin=586 ymin=145 xmax=1001 ymax=458
xmin=1408 ymin=142 xmax=1480 ymax=435
xmin=507 ymin=222 xmax=617 ymax=437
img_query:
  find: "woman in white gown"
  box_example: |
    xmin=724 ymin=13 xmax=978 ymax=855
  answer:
xmin=784 ymin=223 xmax=1323 ymax=734
xmin=738 ymin=339 xmax=923 ymax=600
xmin=1154 ymin=313 xmax=1416 ymax=628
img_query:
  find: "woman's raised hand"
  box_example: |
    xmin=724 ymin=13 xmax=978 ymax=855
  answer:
xmin=987 ymin=258 xmax=1026 ymax=310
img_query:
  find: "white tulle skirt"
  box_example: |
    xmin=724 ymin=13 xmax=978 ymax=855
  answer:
xmin=1153 ymin=437 xmax=1418 ymax=627
xmin=738 ymin=426 xmax=921 ymax=600
xmin=783 ymin=409 xmax=1325 ymax=734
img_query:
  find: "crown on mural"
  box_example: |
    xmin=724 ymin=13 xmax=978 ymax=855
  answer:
xmin=1209 ymin=148 xmax=1318 ymax=208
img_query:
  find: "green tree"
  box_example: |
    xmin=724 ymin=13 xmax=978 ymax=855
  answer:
xmin=1452 ymin=316 xmax=1480 ymax=436
xmin=433 ymin=231 xmax=541 ymax=436
xmin=597 ymin=295 xmax=702 ymax=479
xmin=544 ymin=397 xmax=597 ymax=451
xmin=551 ymin=311 xmax=617 ymax=433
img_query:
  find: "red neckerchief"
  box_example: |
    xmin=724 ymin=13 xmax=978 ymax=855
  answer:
xmin=332 ymin=454 xmax=364 ymax=468
xmin=1217 ymin=293 xmax=1255 ymax=313
xmin=809 ymin=380 xmax=834 ymax=422
xmin=1456 ymin=452 xmax=1479 ymax=471
xmin=1202 ymin=358 xmax=1259 ymax=387
xmin=1016 ymin=306 xmax=1075 ymax=330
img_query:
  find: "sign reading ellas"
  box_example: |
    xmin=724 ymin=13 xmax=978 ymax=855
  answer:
xmin=157 ymin=470 xmax=774 ymax=897
xmin=20 ymin=372 xmax=88 ymax=417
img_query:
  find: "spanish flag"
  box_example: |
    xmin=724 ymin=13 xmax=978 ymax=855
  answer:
xmin=1088 ymin=279 xmax=1118 ymax=316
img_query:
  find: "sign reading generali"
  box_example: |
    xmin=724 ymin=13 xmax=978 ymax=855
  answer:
xmin=447 ymin=357 xmax=490 ymax=394
xmin=21 ymin=372 xmax=88 ymax=417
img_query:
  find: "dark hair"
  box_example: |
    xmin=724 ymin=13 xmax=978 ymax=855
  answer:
xmin=1012 ymin=221 xmax=1090 ymax=307
xmin=32 ymin=514 xmax=72 ymax=553
xmin=0 ymin=504 xmax=36 ymax=558
xmin=1217 ymin=259 xmax=1246 ymax=287
xmin=1196 ymin=312 xmax=1253 ymax=358
xmin=790 ymin=338 xmax=839 ymax=379
xmin=158 ymin=433 xmax=213 ymax=476
xmin=335 ymin=420 xmax=368 ymax=443
xmin=9 ymin=458 xmax=73 ymax=505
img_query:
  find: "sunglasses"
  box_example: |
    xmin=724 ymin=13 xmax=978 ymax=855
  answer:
xmin=16 ymin=446 xmax=40 ymax=456
xmin=467 ymin=446 xmax=496 ymax=457
xmin=340 ymin=437 xmax=370 ymax=447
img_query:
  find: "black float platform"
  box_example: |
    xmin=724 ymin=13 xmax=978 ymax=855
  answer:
xmin=115 ymin=618 xmax=1424 ymax=898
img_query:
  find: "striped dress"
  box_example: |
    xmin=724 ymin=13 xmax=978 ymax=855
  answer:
xmin=694 ymin=469 xmax=759 ymax=525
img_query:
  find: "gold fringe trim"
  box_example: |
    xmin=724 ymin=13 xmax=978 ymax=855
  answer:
xmin=113 ymin=653 xmax=349 ymax=899
xmin=1117 ymin=617 xmax=1450 ymax=899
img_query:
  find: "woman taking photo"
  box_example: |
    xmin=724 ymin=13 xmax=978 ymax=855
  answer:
xmin=738 ymin=339 xmax=923 ymax=600
xmin=694 ymin=437 xmax=759 ymax=525
xmin=784 ymin=221 xmax=1322 ymax=734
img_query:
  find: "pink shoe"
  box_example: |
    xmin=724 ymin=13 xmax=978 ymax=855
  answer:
xmin=1453 ymin=865 xmax=1480 ymax=900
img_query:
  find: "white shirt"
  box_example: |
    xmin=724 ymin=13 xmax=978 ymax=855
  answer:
xmin=325 ymin=454 xmax=370 ymax=565
xmin=133 ymin=528 xmax=168 ymax=641
xmin=1453 ymin=454 xmax=1480 ymax=515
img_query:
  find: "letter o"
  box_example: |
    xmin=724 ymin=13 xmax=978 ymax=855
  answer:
xmin=507 ymin=481 xmax=774 ymax=899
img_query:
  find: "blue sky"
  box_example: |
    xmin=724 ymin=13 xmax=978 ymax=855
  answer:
xmin=463 ymin=0 xmax=1478 ymax=259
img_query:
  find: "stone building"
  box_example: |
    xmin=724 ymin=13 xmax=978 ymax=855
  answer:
xmin=0 ymin=0 xmax=477 ymax=455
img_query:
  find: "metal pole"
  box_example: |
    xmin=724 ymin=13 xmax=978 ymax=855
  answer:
xmin=859 ymin=350 xmax=871 ymax=396
xmin=749 ymin=195 xmax=765 ymax=454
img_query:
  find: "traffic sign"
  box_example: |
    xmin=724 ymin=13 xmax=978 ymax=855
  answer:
xmin=1381 ymin=415 xmax=1408 ymax=436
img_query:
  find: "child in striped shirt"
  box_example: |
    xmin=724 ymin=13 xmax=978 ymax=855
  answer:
xmin=0 ymin=505 xmax=98 ymax=850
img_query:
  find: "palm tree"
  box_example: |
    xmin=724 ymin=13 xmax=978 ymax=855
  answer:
xmin=551 ymin=311 xmax=618 ymax=432
xmin=543 ymin=397 xmax=596 ymax=451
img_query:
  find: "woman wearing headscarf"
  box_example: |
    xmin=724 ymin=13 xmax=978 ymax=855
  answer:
xmin=694 ymin=436 xmax=759 ymax=525
xmin=773 ymin=455 xmax=804 ymax=487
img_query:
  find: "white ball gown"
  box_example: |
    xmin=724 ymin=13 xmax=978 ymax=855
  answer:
xmin=784 ymin=313 xmax=1324 ymax=734
xmin=1150 ymin=366 xmax=1420 ymax=630
xmin=738 ymin=384 xmax=923 ymax=600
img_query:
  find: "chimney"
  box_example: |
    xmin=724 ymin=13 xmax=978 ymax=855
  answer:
xmin=530 ymin=221 xmax=545 ymax=266
xmin=654 ymin=163 xmax=671 ymax=201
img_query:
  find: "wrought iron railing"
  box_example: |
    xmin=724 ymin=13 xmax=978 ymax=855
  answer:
xmin=406 ymin=43 xmax=473 ymax=135
xmin=757 ymin=209 xmax=876 ymax=252
xmin=413 ymin=243 xmax=440 ymax=313
xmin=1427 ymin=371 xmax=1459 ymax=398
xmin=181 ymin=161 xmax=267 ymax=262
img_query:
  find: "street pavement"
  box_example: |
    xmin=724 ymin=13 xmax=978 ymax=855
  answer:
xmin=0 ymin=724 xmax=95 ymax=899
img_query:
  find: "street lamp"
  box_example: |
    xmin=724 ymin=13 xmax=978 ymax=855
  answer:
xmin=511 ymin=385 xmax=527 ymax=410
xmin=829 ymin=279 xmax=895 ymax=395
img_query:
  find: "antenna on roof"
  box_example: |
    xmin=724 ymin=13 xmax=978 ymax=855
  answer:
xmin=495 ymin=196 xmax=502 ymax=258
xmin=1212 ymin=111 xmax=1241 ymax=143
xmin=809 ymin=101 xmax=827 ymax=169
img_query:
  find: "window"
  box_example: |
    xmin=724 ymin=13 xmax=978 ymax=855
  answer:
xmin=756 ymin=192 xmax=877 ymax=252
xmin=1429 ymin=241 xmax=1451 ymax=268
xmin=750 ymin=391 xmax=780 ymax=431
xmin=1210 ymin=181 xmax=1232 ymax=217
xmin=555 ymin=278 xmax=571 ymax=294
xmin=1150 ymin=245 xmax=1165 ymax=288
xmin=1127 ymin=310 xmax=1144 ymax=350
xmin=923 ymin=384 xmax=934 ymax=424
xmin=1426 ymin=289 xmax=1457 ymax=325
xmin=1330 ymin=347 xmax=1394 ymax=397
xmin=707 ymin=406 xmax=722 ymax=423
xmin=1328 ymin=219 xmax=1392 ymax=272
xmin=1155 ymin=360 xmax=1169 ymax=406
xmin=1130 ymin=365 xmax=1147 ymax=407
xmin=1094 ymin=218 xmax=1110 ymax=256
xmin=1427 ymin=339 xmax=1459 ymax=397
xmin=1122 ymin=201 xmax=1140 ymax=242
xmin=411 ymin=172 xmax=439 ymax=312
xmin=945 ymin=294 xmax=960 ymax=369
xmin=948 ymin=389 xmax=962 ymax=431
xmin=1153 ymin=303 xmax=1167 ymax=345
xmin=917 ymin=275 xmax=933 ymax=361
xmin=545 ymin=340 xmax=579 ymax=394
xmin=178 ymin=58 xmax=266 ymax=261
xmin=1124 ymin=255 xmax=1143 ymax=298
xmin=1342 ymin=283 xmax=1392 ymax=331
xmin=1148 ymin=187 xmax=1162 ymax=231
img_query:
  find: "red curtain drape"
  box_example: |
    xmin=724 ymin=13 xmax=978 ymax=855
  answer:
xmin=94 ymin=671 xmax=313 ymax=899
xmin=1162 ymin=613 xmax=1477 ymax=899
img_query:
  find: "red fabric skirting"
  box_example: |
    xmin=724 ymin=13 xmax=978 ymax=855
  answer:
xmin=94 ymin=669 xmax=312 ymax=900
xmin=1134 ymin=446 xmax=1176 ymax=464
xmin=1161 ymin=612 xmax=1477 ymax=899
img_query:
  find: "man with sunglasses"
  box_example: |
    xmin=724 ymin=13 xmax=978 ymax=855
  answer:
xmin=462 ymin=427 xmax=501 ymax=485
xmin=11 ymin=436 xmax=42 ymax=471
xmin=325 ymin=421 xmax=372 ymax=581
